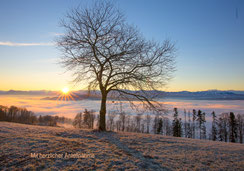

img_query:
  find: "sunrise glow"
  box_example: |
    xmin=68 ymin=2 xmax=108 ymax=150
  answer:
xmin=62 ymin=87 xmax=69 ymax=94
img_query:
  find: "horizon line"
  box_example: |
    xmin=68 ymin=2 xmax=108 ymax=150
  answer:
xmin=1 ymin=89 xmax=244 ymax=93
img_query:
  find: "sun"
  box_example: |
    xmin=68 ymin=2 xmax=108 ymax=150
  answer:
xmin=62 ymin=87 xmax=69 ymax=94
xmin=57 ymin=87 xmax=77 ymax=101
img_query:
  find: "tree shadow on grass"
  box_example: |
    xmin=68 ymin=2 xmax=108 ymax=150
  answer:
xmin=94 ymin=131 xmax=171 ymax=171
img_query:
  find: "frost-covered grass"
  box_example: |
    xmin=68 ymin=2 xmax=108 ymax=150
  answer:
xmin=0 ymin=122 xmax=244 ymax=170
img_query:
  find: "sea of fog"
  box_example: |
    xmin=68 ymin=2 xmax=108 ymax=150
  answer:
xmin=1 ymin=95 xmax=244 ymax=122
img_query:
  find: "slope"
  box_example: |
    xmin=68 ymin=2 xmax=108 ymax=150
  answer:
xmin=0 ymin=122 xmax=243 ymax=170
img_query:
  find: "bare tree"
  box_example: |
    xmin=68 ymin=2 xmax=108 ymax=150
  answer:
xmin=153 ymin=114 xmax=160 ymax=134
xmin=135 ymin=113 xmax=142 ymax=133
xmin=73 ymin=112 xmax=82 ymax=128
xmin=163 ymin=117 xmax=172 ymax=136
xmin=211 ymin=111 xmax=217 ymax=141
xmin=116 ymin=119 xmax=121 ymax=132
xmin=184 ymin=109 xmax=187 ymax=138
xmin=82 ymin=109 xmax=95 ymax=129
xmin=145 ymin=114 xmax=151 ymax=133
xmin=236 ymin=114 xmax=244 ymax=143
xmin=57 ymin=1 xmax=175 ymax=131
xmin=119 ymin=111 xmax=126 ymax=132
xmin=192 ymin=109 xmax=196 ymax=139
xmin=0 ymin=105 xmax=8 ymax=121
xmin=218 ymin=113 xmax=229 ymax=142
xmin=106 ymin=111 xmax=116 ymax=131
xmin=126 ymin=115 xmax=132 ymax=132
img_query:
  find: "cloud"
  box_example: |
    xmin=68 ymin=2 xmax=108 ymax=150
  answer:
xmin=0 ymin=41 xmax=54 ymax=46
xmin=49 ymin=32 xmax=64 ymax=36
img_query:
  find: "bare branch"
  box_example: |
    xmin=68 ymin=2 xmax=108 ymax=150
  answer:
xmin=56 ymin=1 xmax=176 ymax=131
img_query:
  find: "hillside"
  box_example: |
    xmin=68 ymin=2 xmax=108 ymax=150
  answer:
xmin=0 ymin=122 xmax=244 ymax=170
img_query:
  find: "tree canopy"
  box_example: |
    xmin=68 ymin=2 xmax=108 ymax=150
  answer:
xmin=57 ymin=1 xmax=176 ymax=131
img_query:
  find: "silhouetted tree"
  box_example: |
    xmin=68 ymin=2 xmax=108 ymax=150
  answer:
xmin=192 ymin=109 xmax=196 ymax=139
xmin=135 ymin=113 xmax=142 ymax=133
xmin=218 ymin=113 xmax=229 ymax=142
xmin=126 ymin=115 xmax=132 ymax=132
xmin=0 ymin=105 xmax=69 ymax=127
xmin=96 ymin=115 xmax=100 ymax=129
xmin=116 ymin=119 xmax=121 ymax=132
xmin=42 ymin=115 xmax=57 ymax=126
xmin=83 ymin=109 xmax=95 ymax=129
xmin=107 ymin=111 xmax=116 ymax=131
xmin=145 ymin=114 xmax=151 ymax=133
xmin=30 ymin=113 xmax=37 ymax=124
xmin=196 ymin=110 xmax=206 ymax=139
xmin=202 ymin=112 xmax=206 ymax=139
xmin=163 ymin=117 xmax=172 ymax=136
xmin=73 ymin=112 xmax=83 ymax=128
xmin=0 ymin=105 xmax=8 ymax=121
xmin=172 ymin=108 xmax=182 ymax=137
xmin=157 ymin=118 xmax=163 ymax=134
xmin=236 ymin=114 xmax=244 ymax=143
xmin=119 ymin=111 xmax=126 ymax=132
xmin=229 ymin=112 xmax=237 ymax=143
xmin=211 ymin=111 xmax=217 ymax=141
xmin=141 ymin=121 xmax=145 ymax=133
xmin=184 ymin=109 xmax=187 ymax=138
xmin=186 ymin=110 xmax=192 ymax=138
xmin=153 ymin=114 xmax=160 ymax=134
xmin=56 ymin=1 xmax=176 ymax=131
xmin=8 ymin=106 xmax=19 ymax=122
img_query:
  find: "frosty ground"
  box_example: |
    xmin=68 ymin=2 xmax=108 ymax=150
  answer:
xmin=0 ymin=122 xmax=244 ymax=170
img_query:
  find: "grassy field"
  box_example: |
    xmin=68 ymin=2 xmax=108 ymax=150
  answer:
xmin=0 ymin=121 xmax=244 ymax=170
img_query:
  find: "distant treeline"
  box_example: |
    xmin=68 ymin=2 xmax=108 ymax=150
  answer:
xmin=74 ymin=108 xmax=244 ymax=144
xmin=0 ymin=105 xmax=71 ymax=126
xmin=152 ymin=108 xmax=244 ymax=144
xmin=1 ymin=104 xmax=243 ymax=144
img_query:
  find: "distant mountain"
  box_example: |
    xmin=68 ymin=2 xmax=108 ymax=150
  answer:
xmin=163 ymin=90 xmax=244 ymax=100
xmin=0 ymin=90 xmax=57 ymax=96
xmin=227 ymin=90 xmax=244 ymax=95
xmin=1 ymin=89 xmax=244 ymax=100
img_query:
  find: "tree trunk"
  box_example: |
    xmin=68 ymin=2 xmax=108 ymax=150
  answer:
xmin=99 ymin=92 xmax=107 ymax=131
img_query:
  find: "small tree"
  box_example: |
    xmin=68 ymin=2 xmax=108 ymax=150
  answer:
xmin=172 ymin=108 xmax=182 ymax=137
xmin=218 ymin=113 xmax=229 ymax=142
xmin=186 ymin=110 xmax=192 ymax=138
xmin=145 ymin=114 xmax=151 ymax=133
xmin=211 ymin=111 xmax=217 ymax=141
xmin=83 ymin=109 xmax=95 ymax=129
xmin=184 ymin=109 xmax=187 ymax=138
xmin=135 ymin=113 xmax=142 ymax=133
xmin=236 ymin=114 xmax=244 ymax=143
xmin=197 ymin=110 xmax=206 ymax=139
xmin=163 ymin=117 xmax=172 ymax=136
xmin=107 ymin=111 xmax=116 ymax=131
xmin=153 ymin=114 xmax=160 ymax=134
xmin=192 ymin=109 xmax=196 ymax=139
xmin=202 ymin=112 xmax=206 ymax=139
xmin=126 ymin=115 xmax=132 ymax=132
xmin=8 ymin=106 xmax=19 ymax=122
xmin=0 ymin=105 xmax=8 ymax=121
xmin=157 ymin=118 xmax=163 ymax=134
xmin=57 ymin=1 xmax=176 ymax=131
xmin=73 ymin=112 xmax=83 ymax=128
xmin=119 ymin=111 xmax=126 ymax=132
xmin=229 ymin=112 xmax=237 ymax=143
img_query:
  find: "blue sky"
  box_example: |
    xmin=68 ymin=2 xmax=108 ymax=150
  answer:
xmin=0 ymin=0 xmax=243 ymax=91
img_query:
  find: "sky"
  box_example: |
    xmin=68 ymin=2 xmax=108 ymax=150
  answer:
xmin=0 ymin=0 xmax=243 ymax=92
